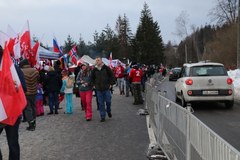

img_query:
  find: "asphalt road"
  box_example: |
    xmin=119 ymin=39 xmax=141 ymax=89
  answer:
xmin=157 ymin=77 xmax=240 ymax=151
xmin=0 ymin=86 xmax=149 ymax=160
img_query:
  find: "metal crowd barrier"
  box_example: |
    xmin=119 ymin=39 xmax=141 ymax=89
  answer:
xmin=145 ymin=82 xmax=240 ymax=160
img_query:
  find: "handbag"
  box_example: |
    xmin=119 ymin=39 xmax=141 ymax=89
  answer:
xmin=73 ymin=83 xmax=80 ymax=97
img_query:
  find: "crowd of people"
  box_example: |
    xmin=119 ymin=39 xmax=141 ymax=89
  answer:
xmin=0 ymin=44 xmax=162 ymax=159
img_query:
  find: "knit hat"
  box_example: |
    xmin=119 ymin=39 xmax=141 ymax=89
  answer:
xmin=19 ymin=59 xmax=30 ymax=68
xmin=80 ymin=62 xmax=89 ymax=68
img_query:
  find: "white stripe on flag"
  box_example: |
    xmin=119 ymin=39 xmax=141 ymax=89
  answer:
xmin=10 ymin=63 xmax=20 ymax=86
xmin=0 ymin=98 xmax=7 ymax=121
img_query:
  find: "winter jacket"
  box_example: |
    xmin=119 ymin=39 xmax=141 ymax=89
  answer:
xmin=114 ymin=65 xmax=124 ymax=78
xmin=60 ymin=75 xmax=75 ymax=94
xmin=76 ymin=70 xmax=92 ymax=92
xmin=129 ymin=68 xmax=143 ymax=84
xmin=91 ymin=64 xmax=115 ymax=91
xmin=45 ymin=70 xmax=62 ymax=93
xmin=21 ymin=65 xmax=39 ymax=96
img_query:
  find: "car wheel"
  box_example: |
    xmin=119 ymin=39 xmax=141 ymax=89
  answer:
xmin=175 ymin=94 xmax=178 ymax=103
xmin=225 ymin=101 xmax=234 ymax=109
xmin=181 ymin=94 xmax=186 ymax=107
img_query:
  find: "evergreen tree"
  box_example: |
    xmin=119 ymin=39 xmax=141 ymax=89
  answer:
xmin=63 ymin=34 xmax=76 ymax=53
xmin=133 ymin=2 xmax=164 ymax=65
xmin=92 ymin=25 xmax=119 ymax=58
xmin=77 ymin=35 xmax=88 ymax=57
xmin=115 ymin=14 xmax=133 ymax=59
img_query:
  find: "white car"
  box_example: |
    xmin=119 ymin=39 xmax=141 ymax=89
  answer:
xmin=175 ymin=62 xmax=234 ymax=108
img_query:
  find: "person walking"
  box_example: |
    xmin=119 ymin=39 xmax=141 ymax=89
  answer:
xmin=91 ymin=56 xmax=115 ymax=122
xmin=60 ymin=70 xmax=75 ymax=114
xmin=19 ymin=59 xmax=39 ymax=131
xmin=76 ymin=63 xmax=93 ymax=121
xmin=114 ymin=61 xmax=125 ymax=95
xmin=129 ymin=64 xmax=144 ymax=105
xmin=45 ymin=66 xmax=62 ymax=115
xmin=124 ymin=63 xmax=131 ymax=97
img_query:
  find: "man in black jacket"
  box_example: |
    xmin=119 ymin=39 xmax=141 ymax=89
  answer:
xmin=91 ymin=56 xmax=115 ymax=122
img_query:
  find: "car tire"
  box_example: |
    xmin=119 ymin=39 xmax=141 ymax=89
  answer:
xmin=181 ymin=94 xmax=186 ymax=107
xmin=175 ymin=94 xmax=178 ymax=103
xmin=225 ymin=101 xmax=234 ymax=109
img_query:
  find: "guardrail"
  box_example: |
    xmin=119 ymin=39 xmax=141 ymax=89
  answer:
xmin=145 ymin=82 xmax=240 ymax=160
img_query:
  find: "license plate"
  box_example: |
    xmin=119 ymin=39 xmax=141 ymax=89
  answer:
xmin=202 ymin=90 xmax=219 ymax=95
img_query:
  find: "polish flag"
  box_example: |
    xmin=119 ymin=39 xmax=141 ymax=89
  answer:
xmin=31 ymin=41 xmax=40 ymax=66
xmin=0 ymin=47 xmax=27 ymax=126
xmin=6 ymin=25 xmax=21 ymax=59
xmin=20 ymin=21 xmax=32 ymax=60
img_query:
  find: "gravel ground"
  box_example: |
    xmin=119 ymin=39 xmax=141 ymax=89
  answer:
xmin=0 ymin=86 xmax=149 ymax=160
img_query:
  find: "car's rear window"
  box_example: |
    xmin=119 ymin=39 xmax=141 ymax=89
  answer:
xmin=172 ymin=68 xmax=181 ymax=73
xmin=190 ymin=65 xmax=227 ymax=76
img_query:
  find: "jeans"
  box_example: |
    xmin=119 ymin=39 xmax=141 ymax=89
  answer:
xmin=96 ymin=90 xmax=112 ymax=119
xmin=48 ymin=92 xmax=59 ymax=113
xmin=117 ymin=78 xmax=125 ymax=93
xmin=125 ymin=79 xmax=130 ymax=96
xmin=0 ymin=117 xmax=21 ymax=160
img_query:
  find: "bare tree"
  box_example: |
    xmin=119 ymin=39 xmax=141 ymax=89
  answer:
xmin=174 ymin=11 xmax=190 ymax=63
xmin=208 ymin=0 xmax=238 ymax=25
xmin=175 ymin=10 xmax=189 ymax=38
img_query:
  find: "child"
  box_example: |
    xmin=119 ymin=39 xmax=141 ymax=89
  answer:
xmin=60 ymin=70 xmax=75 ymax=114
xmin=36 ymin=83 xmax=44 ymax=116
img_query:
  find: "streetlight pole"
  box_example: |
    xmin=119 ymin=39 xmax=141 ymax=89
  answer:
xmin=237 ymin=0 xmax=240 ymax=68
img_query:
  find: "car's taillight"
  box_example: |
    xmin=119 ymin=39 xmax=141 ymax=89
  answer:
xmin=185 ymin=79 xmax=193 ymax=85
xmin=227 ymin=78 xmax=233 ymax=85
xmin=228 ymin=89 xmax=233 ymax=95
xmin=169 ymin=71 xmax=173 ymax=75
xmin=187 ymin=90 xmax=193 ymax=95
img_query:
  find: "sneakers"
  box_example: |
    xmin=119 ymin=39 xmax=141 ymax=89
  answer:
xmin=86 ymin=119 xmax=92 ymax=121
xmin=107 ymin=112 xmax=112 ymax=118
xmin=100 ymin=118 xmax=105 ymax=122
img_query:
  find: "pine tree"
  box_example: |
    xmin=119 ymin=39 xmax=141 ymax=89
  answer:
xmin=77 ymin=35 xmax=88 ymax=57
xmin=115 ymin=14 xmax=133 ymax=59
xmin=133 ymin=2 xmax=165 ymax=65
xmin=63 ymin=34 xmax=76 ymax=53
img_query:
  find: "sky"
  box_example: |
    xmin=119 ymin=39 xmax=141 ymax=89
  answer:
xmin=0 ymin=0 xmax=215 ymax=47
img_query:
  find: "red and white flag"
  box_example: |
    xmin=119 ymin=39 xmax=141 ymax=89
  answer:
xmin=0 ymin=47 xmax=27 ymax=126
xmin=31 ymin=41 xmax=40 ymax=66
xmin=6 ymin=25 xmax=21 ymax=59
xmin=20 ymin=21 xmax=32 ymax=60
